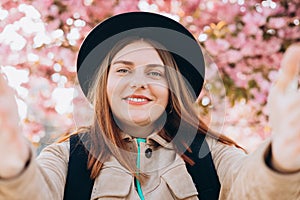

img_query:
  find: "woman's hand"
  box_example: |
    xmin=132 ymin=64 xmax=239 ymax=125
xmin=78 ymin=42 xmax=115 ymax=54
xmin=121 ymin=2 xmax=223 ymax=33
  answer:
xmin=267 ymin=43 xmax=300 ymax=173
xmin=0 ymin=73 xmax=30 ymax=178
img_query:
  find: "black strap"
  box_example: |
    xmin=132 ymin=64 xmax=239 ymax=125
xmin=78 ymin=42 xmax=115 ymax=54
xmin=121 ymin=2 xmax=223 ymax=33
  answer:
xmin=63 ymin=134 xmax=94 ymax=200
xmin=184 ymin=133 xmax=221 ymax=200
xmin=63 ymin=133 xmax=220 ymax=200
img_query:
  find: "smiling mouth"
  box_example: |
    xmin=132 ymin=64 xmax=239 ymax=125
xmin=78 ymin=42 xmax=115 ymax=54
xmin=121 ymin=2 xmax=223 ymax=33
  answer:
xmin=123 ymin=96 xmax=152 ymax=105
xmin=125 ymin=97 xmax=148 ymax=102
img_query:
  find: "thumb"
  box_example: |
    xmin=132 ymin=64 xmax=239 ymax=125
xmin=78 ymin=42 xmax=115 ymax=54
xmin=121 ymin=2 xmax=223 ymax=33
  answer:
xmin=275 ymin=43 xmax=300 ymax=92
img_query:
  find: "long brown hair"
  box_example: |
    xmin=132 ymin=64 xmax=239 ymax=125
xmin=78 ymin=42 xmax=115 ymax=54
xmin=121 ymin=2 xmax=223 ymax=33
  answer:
xmin=64 ymin=37 xmax=242 ymax=180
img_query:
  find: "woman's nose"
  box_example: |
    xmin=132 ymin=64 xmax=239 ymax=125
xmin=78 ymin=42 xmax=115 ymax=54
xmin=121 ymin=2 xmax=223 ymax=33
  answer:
xmin=129 ymin=78 xmax=148 ymax=89
xmin=129 ymin=68 xmax=148 ymax=89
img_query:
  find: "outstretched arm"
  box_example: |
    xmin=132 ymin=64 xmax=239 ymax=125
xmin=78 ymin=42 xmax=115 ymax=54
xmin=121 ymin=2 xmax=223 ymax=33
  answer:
xmin=267 ymin=43 xmax=300 ymax=173
xmin=0 ymin=74 xmax=30 ymax=178
xmin=209 ymin=43 xmax=300 ymax=200
xmin=0 ymin=73 xmax=68 ymax=200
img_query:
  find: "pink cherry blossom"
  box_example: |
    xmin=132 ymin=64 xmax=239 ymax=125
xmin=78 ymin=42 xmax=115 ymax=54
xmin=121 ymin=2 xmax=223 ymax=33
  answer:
xmin=181 ymin=0 xmax=201 ymax=14
xmin=113 ymin=0 xmax=139 ymax=14
xmin=242 ymin=12 xmax=266 ymax=27
xmin=220 ymin=49 xmax=243 ymax=64
xmin=215 ymin=2 xmax=241 ymax=23
xmin=205 ymin=38 xmax=230 ymax=56
xmin=268 ymin=17 xmax=287 ymax=29
xmin=227 ymin=32 xmax=246 ymax=49
xmin=1 ymin=0 xmax=299 ymax=151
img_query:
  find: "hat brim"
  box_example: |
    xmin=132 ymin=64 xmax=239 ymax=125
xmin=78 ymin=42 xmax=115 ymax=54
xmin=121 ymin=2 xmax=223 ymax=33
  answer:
xmin=77 ymin=12 xmax=205 ymax=97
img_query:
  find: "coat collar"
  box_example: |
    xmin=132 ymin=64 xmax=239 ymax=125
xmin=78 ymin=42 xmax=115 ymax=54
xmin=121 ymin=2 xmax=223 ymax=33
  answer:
xmin=120 ymin=131 xmax=174 ymax=150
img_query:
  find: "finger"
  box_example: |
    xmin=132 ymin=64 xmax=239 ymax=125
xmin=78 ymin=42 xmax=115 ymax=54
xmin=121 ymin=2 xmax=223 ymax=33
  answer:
xmin=276 ymin=43 xmax=300 ymax=92
xmin=0 ymin=73 xmax=8 ymax=93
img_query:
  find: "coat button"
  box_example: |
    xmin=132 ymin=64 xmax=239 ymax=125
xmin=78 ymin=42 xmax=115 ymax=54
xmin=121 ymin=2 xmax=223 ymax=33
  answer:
xmin=145 ymin=148 xmax=152 ymax=158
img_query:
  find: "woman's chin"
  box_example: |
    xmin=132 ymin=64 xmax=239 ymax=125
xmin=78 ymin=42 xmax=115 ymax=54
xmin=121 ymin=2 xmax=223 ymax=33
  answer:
xmin=131 ymin=117 xmax=152 ymax=127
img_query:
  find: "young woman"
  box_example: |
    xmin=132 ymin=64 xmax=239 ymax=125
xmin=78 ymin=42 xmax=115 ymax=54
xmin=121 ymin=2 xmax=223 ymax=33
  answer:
xmin=0 ymin=12 xmax=299 ymax=200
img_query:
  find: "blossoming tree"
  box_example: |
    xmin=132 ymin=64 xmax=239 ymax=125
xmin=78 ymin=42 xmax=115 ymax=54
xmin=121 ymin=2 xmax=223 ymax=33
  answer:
xmin=0 ymin=0 xmax=299 ymax=152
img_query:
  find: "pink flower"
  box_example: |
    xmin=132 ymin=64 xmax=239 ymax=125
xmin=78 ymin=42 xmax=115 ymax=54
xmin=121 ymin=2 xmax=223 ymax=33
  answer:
xmin=181 ymin=0 xmax=201 ymax=14
xmin=22 ymin=119 xmax=45 ymax=141
xmin=242 ymin=12 xmax=266 ymax=27
xmin=48 ymin=4 xmax=59 ymax=16
xmin=153 ymin=0 xmax=172 ymax=13
xmin=215 ymin=2 xmax=241 ymax=24
xmin=85 ymin=1 xmax=115 ymax=21
xmin=1 ymin=1 xmax=19 ymax=10
xmin=282 ymin=26 xmax=300 ymax=40
xmin=223 ymin=67 xmax=248 ymax=88
xmin=268 ymin=17 xmax=287 ymax=29
xmin=31 ymin=0 xmax=54 ymax=17
xmin=227 ymin=32 xmax=246 ymax=49
xmin=242 ymin=24 xmax=260 ymax=35
xmin=55 ymin=48 xmax=76 ymax=71
xmin=113 ymin=0 xmax=139 ymax=15
xmin=277 ymin=29 xmax=285 ymax=38
xmin=219 ymin=49 xmax=243 ymax=64
xmin=251 ymin=88 xmax=266 ymax=105
xmin=46 ymin=18 xmax=60 ymax=31
xmin=205 ymin=38 xmax=230 ymax=56
xmin=269 ymin=53 xmax=283 ymax=69
xmin=72 ymin=88 xmax=93 ymax=127
xmin=263 ymin=37 xmax=282 ymax=54
xmin=226 ymin=49 xmax=243 ymax=63
xmin=240 ymin=42 xmax=255 ymax=57
xmin=235 ymin=60 xmax=253 ymax=74
xmin=226 ymin=24 xmax=237 ymax=33
xmin=2 ymin=8 xmax=25 ymax=24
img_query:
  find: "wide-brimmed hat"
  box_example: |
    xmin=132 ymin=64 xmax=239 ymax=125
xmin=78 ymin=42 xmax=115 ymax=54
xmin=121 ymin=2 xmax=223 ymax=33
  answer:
xmin=77 ymin=12 xmax=205 ymax=98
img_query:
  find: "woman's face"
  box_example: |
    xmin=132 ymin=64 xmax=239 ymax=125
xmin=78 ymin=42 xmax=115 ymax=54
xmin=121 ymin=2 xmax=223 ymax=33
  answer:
xmin=107 ymin=40 xmax=169 ymax=133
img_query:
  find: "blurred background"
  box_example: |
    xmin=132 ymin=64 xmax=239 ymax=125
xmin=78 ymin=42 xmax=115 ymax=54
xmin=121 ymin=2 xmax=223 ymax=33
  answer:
xmin=0 ymin=0 xmax=299 ymax=153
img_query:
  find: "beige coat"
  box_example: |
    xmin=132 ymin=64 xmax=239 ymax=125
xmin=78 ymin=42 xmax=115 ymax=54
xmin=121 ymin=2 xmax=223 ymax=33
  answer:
xmin=0 ymin=133 xmax=299 ymax=200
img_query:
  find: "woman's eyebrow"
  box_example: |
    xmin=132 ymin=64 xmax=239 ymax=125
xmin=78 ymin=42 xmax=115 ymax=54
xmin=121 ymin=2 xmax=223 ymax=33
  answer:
xmin=145 ymin=64 xmax=165 ymax=68
xmin=112 ymin=60 xmax=134 ymax=66
xmin=112 ymin=61 xmax=165 ymax=68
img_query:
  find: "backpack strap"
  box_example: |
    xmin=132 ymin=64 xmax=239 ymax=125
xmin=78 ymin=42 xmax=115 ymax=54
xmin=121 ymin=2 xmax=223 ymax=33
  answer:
xmin=184 ymin=132 xmax=220 ymax=200
xmin=63 ymin=133 xmax=220 ymax=200
xmin=63 ymin=134 xmax=95 ymax=200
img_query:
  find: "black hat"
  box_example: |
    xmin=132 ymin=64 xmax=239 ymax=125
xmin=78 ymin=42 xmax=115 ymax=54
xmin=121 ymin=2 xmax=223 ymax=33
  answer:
xmin=77 ymin=12 xmax=205 ymax=98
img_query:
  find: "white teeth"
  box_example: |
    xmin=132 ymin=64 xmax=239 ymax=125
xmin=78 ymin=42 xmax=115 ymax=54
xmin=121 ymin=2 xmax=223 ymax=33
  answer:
xmin=126 ymin=98 xmax=147 ymax=102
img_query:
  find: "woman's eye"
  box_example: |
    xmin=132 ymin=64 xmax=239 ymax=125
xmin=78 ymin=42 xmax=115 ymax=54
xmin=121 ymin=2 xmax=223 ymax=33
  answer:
xmin=116 ymin=68 xmax=130 ymax=74
xmin=148 ymin=71 xmax=162 ymax=77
